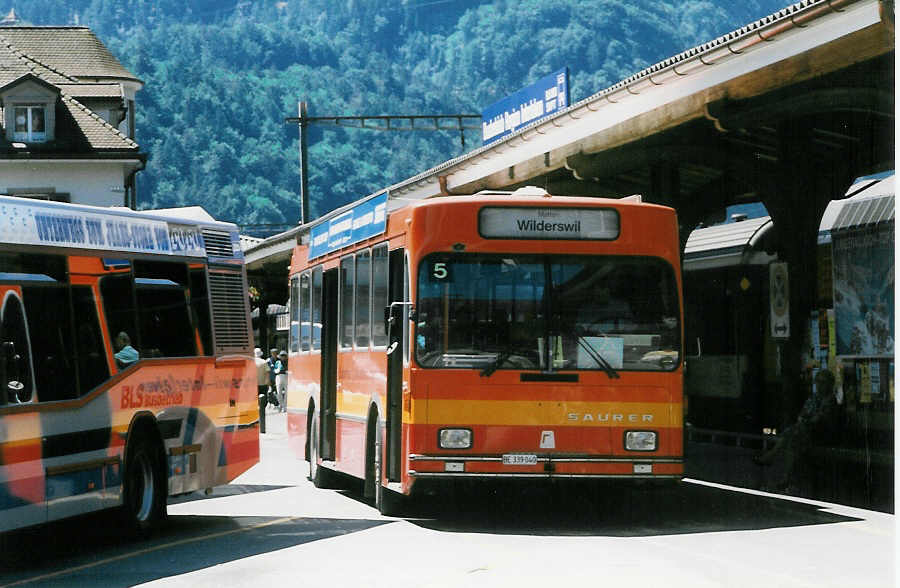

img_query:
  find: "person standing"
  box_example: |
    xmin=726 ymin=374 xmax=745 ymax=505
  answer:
xmin=755 ymin=369 xmax=839 ymax=492
xmin=276 ymin=350 xmax=288 ymax=413
xmin=253 ymin=348 xmax=269 ymax=401
xmin=266 ymin=348 xmax=280 ymax=410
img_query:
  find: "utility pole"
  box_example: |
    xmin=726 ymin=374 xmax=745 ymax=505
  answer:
xmin=287 ymin=102 xmax=481 ymax=225
xmin=297 ymin=101 xmax=310 ymax=226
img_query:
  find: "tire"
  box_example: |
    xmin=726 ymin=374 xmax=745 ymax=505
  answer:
xmin=308 ymin=414 xmax=335 ymax=488
xmin=372 ymin=417 xmax=404 ymax=517
xmin=122 ymin=436 xmax=166 ymax=536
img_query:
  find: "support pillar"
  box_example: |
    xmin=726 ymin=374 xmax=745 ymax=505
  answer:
xmin=761 ymin=121 xmax=835 ymax=426
xmin=648 ymin=159 xmax=679 ymax=208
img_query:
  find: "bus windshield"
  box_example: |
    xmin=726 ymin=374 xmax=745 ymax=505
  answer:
xmin=416 ymin=254 xmax=680 ymax=372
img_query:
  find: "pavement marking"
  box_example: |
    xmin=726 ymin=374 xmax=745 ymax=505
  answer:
xmin=0 ymin=516 xmax=296 ymax=588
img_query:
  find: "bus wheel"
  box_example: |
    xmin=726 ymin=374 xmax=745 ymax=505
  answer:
xmin=372 ymin=418 xmax=404 ymax=517
xmin=308 ymin=414 xmax=333 ymax=488
xmin=122 ymin=436 xmax=166 ymax=536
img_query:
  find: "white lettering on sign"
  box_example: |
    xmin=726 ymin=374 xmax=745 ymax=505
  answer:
xmin=307 ymin=192 xmax=388 ymax=259
xmin=482 ymin=117 xmax=505 ymax=141
xmin=168 ymin=225 xmax=206 ymax=256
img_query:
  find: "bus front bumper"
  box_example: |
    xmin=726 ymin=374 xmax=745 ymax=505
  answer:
xmin=408 ymin=454 xmax=683 ymax=478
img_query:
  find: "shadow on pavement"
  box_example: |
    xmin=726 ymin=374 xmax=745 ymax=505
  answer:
xmin=686 ymin=438 xmax=894 ymax=514
xmin=399 ymin=479 xmax=863 ymax=536
xmin=0 ymin=509 xmax=387 ymax=587
xmin=168 ymin=483 xmax=293 ymax=504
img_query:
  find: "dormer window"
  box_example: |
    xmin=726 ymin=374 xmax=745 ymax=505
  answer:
xmin=14 ymin=105 xmax=46 ymax=142
xmin=1 ymin=74 xmax=59 ymax=144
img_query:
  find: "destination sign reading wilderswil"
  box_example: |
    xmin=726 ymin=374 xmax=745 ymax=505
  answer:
xmin=481 ymin=68 xmax=569 ymax=145
xmin=478 ymin=207 xmax=620 ymax=240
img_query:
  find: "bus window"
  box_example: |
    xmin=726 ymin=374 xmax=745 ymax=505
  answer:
xmin=22 ymin=284 xmax=77 ymax=401
xmin=134 ymin=261 xmax=195 ymax=358
xmin=403 ymin=254 xmax=410 ymax=363
xmin=0 ymin=251 xmax=67 ymax=281
xmin=189 ymin=266 xmax=214 ymax=356
xmin=372 ymin=245 xmax=388 ymax=347
xmin=311 ymin=267 xmax=322 ymax=351
xmin=101 ymin=272 xmax=138 ymax=368
xmin=355 ymin=250 xmax=370 ymax=349
xmin=71 ymin=285 xmax=109 ymax=394
xmin=340 ymin=256 xmax=354 ymax=349
xmin=289 ymin=276 xmax=299 ymax=353
xmin=553 ymin=256 xmax=680 ymax=370
xmin=416 ymin=254 xmax=680 ymax=371
xmin=299 ymin=272 xmax=311 ymax=352
xmin=1 ymin=293 xmax=34 ymax=404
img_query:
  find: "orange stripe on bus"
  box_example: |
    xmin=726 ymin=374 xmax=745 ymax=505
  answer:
xmin=425 ymin=399 xmax=681 ymax=427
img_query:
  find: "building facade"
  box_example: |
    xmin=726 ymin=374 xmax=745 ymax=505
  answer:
xmin=0 ymin=24 xmax=146 ymax=207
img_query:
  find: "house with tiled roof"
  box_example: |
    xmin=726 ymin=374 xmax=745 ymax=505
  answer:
xmin=0 ymin=25 xmax=146 ymax=207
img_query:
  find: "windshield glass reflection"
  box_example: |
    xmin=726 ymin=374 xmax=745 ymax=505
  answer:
xmin=415 ymin=254 xmax=680 ymax=372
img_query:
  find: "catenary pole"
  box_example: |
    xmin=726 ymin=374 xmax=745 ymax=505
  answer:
xmin=298 ymin=101 xmax=310 ymax=226
xmin=288 ymin=104 xmax=480 ymax=224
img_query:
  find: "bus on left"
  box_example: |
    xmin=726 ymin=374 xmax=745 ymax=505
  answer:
xmin=0 ymin=195 xmax=259 ymax=535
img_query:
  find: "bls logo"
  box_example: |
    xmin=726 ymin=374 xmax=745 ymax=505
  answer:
xmin=121 ymin=385 xmax=141 ymax=409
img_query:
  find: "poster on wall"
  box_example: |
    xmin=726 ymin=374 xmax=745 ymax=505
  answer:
xmin=832 ymin=224 xmax=894 ymax=357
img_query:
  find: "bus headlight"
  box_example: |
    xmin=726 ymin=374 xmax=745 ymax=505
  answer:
xmin=625 ymin=431 xmax=657 ymax=451
xmin=439 ymin=428 xmax=472 ymax=449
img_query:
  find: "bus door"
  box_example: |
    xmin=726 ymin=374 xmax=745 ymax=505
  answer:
xmin=385 ymin=249 xmax=406 ymax=481
xmin=319 ymin=268 xmax=338 ymax=460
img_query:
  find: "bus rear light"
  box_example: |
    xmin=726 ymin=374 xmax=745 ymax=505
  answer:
xmin=438 ymin=428 xmax=472 ymax=449
xmin=625 ymin=431 xmax=657 ymax=451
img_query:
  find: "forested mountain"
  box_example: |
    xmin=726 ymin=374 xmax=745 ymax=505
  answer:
xmin=6 ymin=0 xmax=791 ymax=233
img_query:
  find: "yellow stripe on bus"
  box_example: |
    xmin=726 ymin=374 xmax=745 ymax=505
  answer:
xmin=425 ymin=399 xmax=681 ymax=427
xmin=336 ymin=388 xmax=376 ymax=417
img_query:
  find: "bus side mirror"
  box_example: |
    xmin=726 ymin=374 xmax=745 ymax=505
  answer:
xmin=2 ymin=341 xmax=26 ymax=404
xmin=385 ymin=304 xmax=415 ymax=356
xmin=385 ymin=305 xmax=401 ymax=351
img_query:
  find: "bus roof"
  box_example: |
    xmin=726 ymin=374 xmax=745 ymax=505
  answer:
xmin=0 ymin=194 xmax=242 ymax=261
xmin=302 ymin=187 xmax=670 ymax=260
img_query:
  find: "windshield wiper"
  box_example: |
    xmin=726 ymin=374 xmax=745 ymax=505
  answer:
xmin=571 ymin=329 xmax=620 ymax=379
xmin=480 ymin=348 xmax=513 ymax=377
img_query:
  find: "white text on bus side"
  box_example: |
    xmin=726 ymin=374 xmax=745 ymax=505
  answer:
xmin=567 ymin=413 xmax=654 ymax=423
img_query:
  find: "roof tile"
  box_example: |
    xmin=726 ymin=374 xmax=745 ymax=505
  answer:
xmin=0 ymin=26 xmax=142 ymax=156
xmin=0 ymin=27 xmax=140 ymax=82
xmin=60 ymin=94 xmax=139 ymax=150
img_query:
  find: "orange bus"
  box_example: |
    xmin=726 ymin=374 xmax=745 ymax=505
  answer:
xmin=287 ymin=188 xmax=683 ymax=513
xmin=0 ymin=196 xmax=258 ymax=534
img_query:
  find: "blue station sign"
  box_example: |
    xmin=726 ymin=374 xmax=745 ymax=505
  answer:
xmin=308 ymin=192 xmax=388 ymax=259
xmin=482 ymin=68 xmax=570 ymax=145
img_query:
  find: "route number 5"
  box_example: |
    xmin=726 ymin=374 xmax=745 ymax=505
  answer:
xmin=432 ymin=262 xmax=449 ymax=280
